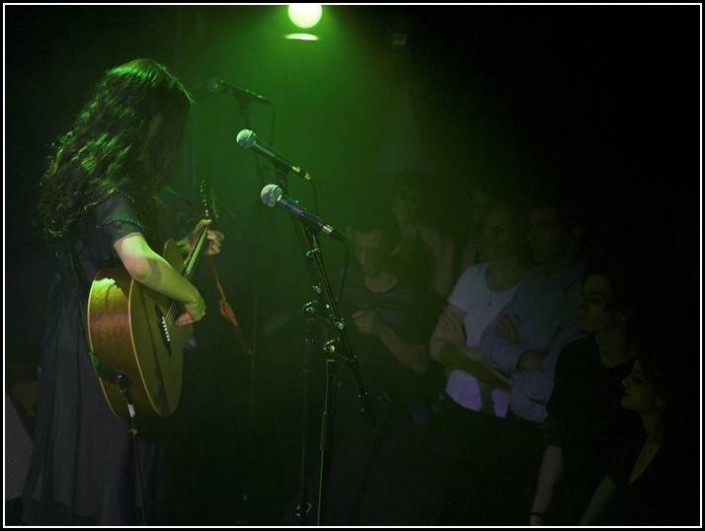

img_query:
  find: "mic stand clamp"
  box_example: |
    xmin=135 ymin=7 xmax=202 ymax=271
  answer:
xmin=275 ymin=166 xmax=289 ymax=192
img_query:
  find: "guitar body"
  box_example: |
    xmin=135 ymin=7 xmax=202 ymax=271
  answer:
xmin=87 ymin=239 xmax=193 ymax=419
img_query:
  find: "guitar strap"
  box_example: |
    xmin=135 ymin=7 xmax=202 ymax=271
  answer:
xmin=207 ymin=255 xmax=253 ymax=355
xmin=62 ymin=234 xmax=132 ymax=392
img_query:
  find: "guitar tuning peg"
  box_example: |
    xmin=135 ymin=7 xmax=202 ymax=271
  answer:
xmin=198 ymin=179 xmax=219 ymax=222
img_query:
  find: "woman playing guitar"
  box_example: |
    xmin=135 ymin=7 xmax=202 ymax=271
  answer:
xmin=24 ymin=58 xmax=223 ymax=525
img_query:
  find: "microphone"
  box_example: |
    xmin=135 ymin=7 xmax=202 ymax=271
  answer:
xmin=261 ymin=184 xmax=344 ymax=242
xmin=237 ymin=129 xmax=312 ymax=181
xmin=205 ymin=77 xmax=271 ymax=105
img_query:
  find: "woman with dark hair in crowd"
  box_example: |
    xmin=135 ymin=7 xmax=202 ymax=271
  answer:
xmin=529 ymin=254 xmax=644 ymax=525
xmin=578 ymin=313 xmax=700 ymax=525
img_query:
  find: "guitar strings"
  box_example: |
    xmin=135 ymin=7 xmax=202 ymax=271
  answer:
xmin=165 ymin=227 xmax=209 ymax=324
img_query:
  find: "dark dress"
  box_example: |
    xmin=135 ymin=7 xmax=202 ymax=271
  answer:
xmin=22 ymin=192 xmax=167 ymax=525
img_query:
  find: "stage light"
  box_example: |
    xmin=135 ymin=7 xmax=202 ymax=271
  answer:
xmin=287 ymin=4 xmax=322 ymax=30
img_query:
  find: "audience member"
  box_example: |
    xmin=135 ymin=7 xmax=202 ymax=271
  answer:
xmin=529 ymin=254 xmax=644 ymax=525
xmin=319 ymin=207 xmax=444 ymax=524
xmin=390 ymin=170 xmax=456 ymax=301
xmin=578 ymin=311 xmax=699 ymax=526
xmin=430 ymin=198 xmax=530 ymax=524
xmin=477 ymin=189 xmax=587 ymax=524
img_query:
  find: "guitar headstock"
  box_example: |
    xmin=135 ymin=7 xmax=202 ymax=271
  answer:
xmin=199 ymin=179 xmax=220 ymax=225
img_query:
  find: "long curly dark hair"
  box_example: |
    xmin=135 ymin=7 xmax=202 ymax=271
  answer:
xmin=36 ymin=58 xmax=194 ymax=241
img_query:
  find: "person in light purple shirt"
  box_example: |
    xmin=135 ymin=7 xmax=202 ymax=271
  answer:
xmin=480 ymin=262 xmax=585 ymax=423
xmin=431 ymin=201 xmax=530 ymax=417
xmin=476 ymin=193 xmax=587 ymax=525
xmin=430 ymin=199 xmax=530 ymax=525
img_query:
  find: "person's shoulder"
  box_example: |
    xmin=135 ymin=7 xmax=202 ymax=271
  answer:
xmin=556 ymin=335 xmax=596 ymax=370
xmin=92 ymin=187 xmax=136 ymax=212
xmin=449 ymin=262 xmax=487 ymax=294
xmin=507 ymin=264 xmax=543 ymax=294
xmin=92 ymin=188 xmax=146 ymax=235
xmin=459 ymin=262 xmax=488 ymax=280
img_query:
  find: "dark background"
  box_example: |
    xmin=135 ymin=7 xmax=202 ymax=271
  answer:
xmin=5 ymin=4 xmax=700 ymax=525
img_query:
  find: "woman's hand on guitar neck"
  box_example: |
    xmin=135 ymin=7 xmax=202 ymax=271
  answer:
xmin=175 ymin=292 xmax=207 ymax=326
xmin=180 ymin=219 xmax=225 ymax=257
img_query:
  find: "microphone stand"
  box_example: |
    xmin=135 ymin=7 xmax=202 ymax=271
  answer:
xmin=295 ymin=299 xmax=317 ymax=524
xmin=236 ymin=96 xmax=265 ymax=521
xmin=292 ymin=222 xmax=376 ymax=526
xmin=272 ymin=169 xmax=316 ymax=525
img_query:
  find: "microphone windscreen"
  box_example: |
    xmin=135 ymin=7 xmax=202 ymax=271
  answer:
xmin=260 ymin=184 xmax=283 ymax=207
xmin=236 ymin=129 xmax=256 ymax=149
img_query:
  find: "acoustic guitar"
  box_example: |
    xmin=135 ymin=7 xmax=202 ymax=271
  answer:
xmin=86 ymin=183 xmax=216 ymax=419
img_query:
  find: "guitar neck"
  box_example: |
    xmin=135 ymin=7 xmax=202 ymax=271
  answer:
xmin=182 ymin=226 xmax=209 ymax=281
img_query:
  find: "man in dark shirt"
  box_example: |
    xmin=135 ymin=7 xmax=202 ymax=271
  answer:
xmin=324 ymin=211 xmax=443 ymax=524
xmin=340 ymin=218 xmax=439 ymax=407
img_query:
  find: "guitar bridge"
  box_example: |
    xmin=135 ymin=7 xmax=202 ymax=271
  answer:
xmin=155 ymin=306 xmax=172 ymax=356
